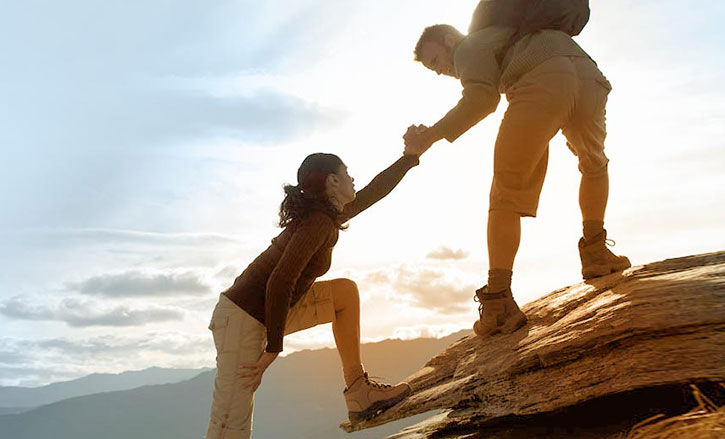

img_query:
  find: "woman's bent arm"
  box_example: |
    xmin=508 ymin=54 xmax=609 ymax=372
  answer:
xmin=264 ymin=211 xmax=334 ymax=353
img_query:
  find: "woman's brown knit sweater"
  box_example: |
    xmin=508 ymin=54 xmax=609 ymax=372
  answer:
xmin=224 ymin=154 xmax=419 ymax=352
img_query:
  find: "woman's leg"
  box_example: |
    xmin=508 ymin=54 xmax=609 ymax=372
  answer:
xmin=283 ymin=279 xmax=363 ymax=386
xmin=206 ymin=294 xmax=266 ymax=439
xmin=329 ymin=278 xmax=364 ymax=386
xmin=286 ymin=279 xmax=411 ymax=422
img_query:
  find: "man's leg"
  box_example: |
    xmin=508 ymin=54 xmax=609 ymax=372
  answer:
xmin=476 ymin=56 xmax=578 ymax=336
xmin=476 ymin=208 xmax=527 ymax=337
xmin=562 ymin=57 xmax=630 ymax=278
xmin=579 ymin=171 xmax=614 ymax=255
xmin=579 ymin=171 xmax=609 ymax=224
xmin=485 ymin=208 xmax=520 ymax=312
xmin=561 ymin=57 xmax=611 ymax=228
xmin=487 ymin=209 xmax=521 ymax=272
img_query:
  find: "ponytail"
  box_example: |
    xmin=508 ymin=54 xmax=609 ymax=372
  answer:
xmin=278 ymin=184 xmax=305 ymax=227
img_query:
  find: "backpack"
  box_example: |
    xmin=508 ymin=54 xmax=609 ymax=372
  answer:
xmin=468 ymin=0 xmax=590 ymax=62
xmin=468 ymin=0 xmax=590 ymax=37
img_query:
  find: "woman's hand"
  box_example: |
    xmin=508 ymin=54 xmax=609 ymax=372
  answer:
xmin=237 ymin=351 xmax=279 ymax=392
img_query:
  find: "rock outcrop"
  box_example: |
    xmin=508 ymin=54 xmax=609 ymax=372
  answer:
xmin=341 ymin=251 xmax=725 ymax=438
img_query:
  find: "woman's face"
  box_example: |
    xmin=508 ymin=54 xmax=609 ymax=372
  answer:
xmin=331 ymin=164 xmax=356 ymax=205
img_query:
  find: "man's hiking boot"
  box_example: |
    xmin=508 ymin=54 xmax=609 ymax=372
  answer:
xmin=578 ymin=230 xmax=631 ymax=279
xmin=344 ymin=372 xmax=412 ymax=423
xmin=473 ymin=286 xmax=527 ymax=337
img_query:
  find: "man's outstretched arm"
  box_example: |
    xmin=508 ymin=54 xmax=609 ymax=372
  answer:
xmin=404 ymin=80 xmax=500 ymax=155
xmin=434 ymin=80 xmax=501 ymax=142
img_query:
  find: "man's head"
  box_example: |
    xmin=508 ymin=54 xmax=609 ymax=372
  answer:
xmin=414 ymin=24 xmax=465 ymax=78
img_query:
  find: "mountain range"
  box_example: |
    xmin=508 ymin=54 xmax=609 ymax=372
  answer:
xmin=0 ymin=367 xmax=211 ymax=414
xmin=0 ymin=330 xmax=468 ymax=439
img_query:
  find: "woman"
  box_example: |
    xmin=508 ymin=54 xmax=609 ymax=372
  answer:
xmin=206 ymin=151 xmax=419 ymax=439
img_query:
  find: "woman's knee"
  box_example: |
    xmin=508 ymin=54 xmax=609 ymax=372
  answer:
xmin=331 ymin=278 xmax=359 ymax=308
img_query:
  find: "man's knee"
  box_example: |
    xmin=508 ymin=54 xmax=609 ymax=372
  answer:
xmin=489 ymin=204 xmax=535 ymax=219
xmin=489 ymin=208 xmax=523 ymax=218
xmin=580 ymin=162 xmax=609 ymax=179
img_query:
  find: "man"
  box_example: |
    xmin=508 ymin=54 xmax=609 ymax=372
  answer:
xmin=404 ymin=24 xmax=630 ymax=337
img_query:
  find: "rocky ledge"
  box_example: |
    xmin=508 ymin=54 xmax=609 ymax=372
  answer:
xmin=341 ymin=251 xmax=725 ymax=438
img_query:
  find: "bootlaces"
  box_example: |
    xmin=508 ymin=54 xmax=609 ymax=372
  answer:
xmin=473 ymin=293 xmax=484 ymax=315
xmin=473 ymin=286 xmax=506 ymax=316
xmin=365 ymin=374 xmax=393 ymax=389
xmin=605 ymin=238 xmax=616 ymax=247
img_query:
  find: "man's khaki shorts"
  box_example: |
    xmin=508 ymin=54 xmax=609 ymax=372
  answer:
xmin=205 ymin=281 xmax=336 ymax=439
xmin=491 ymin=55 xmax=611 ymax=217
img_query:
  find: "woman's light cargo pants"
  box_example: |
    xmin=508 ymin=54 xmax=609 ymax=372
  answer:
xmin=205 ymin=282 xmax=335 ymax=439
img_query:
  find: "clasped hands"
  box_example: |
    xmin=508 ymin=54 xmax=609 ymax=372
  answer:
xmin=403 ymin=124 xmax=435 ymax=157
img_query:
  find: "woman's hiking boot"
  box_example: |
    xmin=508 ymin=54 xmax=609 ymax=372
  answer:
xmin=578 ymin=230 xmax=631 ymax=279
xmin=344 ymin=372 xmax=412 ymax=423
xmin=473 ymin=286 xmax=527 ymax=337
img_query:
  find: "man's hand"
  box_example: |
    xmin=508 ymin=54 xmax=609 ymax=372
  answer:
xmin=237 ymin=351 xmax=278 ymax=392
xmin=403 ymin=124 xmax=435 ymax=156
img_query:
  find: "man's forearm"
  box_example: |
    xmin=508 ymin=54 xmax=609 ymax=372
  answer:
xmin=432 ymin=84 xmax=501 ymax=143
xmin=426 ymin=124 xmax=445 ymax=145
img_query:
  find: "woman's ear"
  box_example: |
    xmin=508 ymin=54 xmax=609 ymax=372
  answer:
xmin=325 ymin=173 xmax=340 ymax=192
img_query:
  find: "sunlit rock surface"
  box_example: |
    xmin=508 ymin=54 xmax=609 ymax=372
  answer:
xmin=341 ymin=252 xmax=725 ymax=438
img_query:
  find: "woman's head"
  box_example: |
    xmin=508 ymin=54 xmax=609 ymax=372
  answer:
xmin=297 ymin=153 xmax=354 ymax=202
xmin=278 ymin=153 xmax=355 ymax=227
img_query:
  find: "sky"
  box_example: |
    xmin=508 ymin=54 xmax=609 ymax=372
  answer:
xmin=1 ymin=0 xmax=724 ymax=386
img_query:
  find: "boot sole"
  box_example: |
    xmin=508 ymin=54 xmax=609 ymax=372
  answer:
xmin=473 ymin=311 xmax=528 ymax=337
xmin=582 ymin=259 xmax=632 ymax=279
xmin=347 ymin=386 xmax=412 ymax=424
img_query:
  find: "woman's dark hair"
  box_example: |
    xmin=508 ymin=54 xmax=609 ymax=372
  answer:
xmin=279 ymin=153 xmax=346 ymax=229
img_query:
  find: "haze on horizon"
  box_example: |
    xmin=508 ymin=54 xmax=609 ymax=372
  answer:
xmin=1 ymin=0 xmax=724 ymax=387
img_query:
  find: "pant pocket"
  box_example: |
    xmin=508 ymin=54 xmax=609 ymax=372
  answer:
xmin=595 ymin=76 xmax=612 ymax=92
xmin=210 ymin=315 xmax=228 ymax=354
xmin=221 ymin=315 xmax=242 ymax=353
xmin=211 ymin=314 xmax=244 ymax=354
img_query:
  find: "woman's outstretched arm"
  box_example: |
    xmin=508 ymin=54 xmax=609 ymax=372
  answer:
xmin=340 ymin=154 xmax=419 ymax=222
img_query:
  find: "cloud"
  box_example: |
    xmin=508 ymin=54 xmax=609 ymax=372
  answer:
xmin=1 ymin=0 xmax=347 ymax=81
xmin=32 ymin=87 xmax=342 ymax=148
xmin=215 ymin=265 xmax=241 ymax=281
xmin=0 ymin=332 xmax=213 ymax=386
xmin=363 ymin=270 xmax=392 ymax=284
xmin=354 ymin=263 xmax=477 ymax=312
xmin=0 ymin=349 xmax=29 ymax=365
xmin=358 ymin=266 xmax=477 ymax=314
xmin=426 ymin=246 xmax=470 ymax=260
xmin=390 ymin=324 xmax=469 ymax=340
xmin=0 ymin=0 xmax=347 ymax=232
xmin=0 ymin=297 xmax=183 ymax=327
xmin=68 ymin=270 xmax=211 ymax=298
xmin=17 ymin=229 xmax=240 ymax=248
xmin=1 ymin=0 xmax=347 ymax=151
xmin=392 ymin=268 xmax=476 ymax=313
xmin=35 ymin=333 xmax=211 ymax=357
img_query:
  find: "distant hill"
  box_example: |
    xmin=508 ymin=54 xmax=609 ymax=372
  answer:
xmin=0 ymin=331 xmax=467 ymax=439
xmin=0 ymin=366 xmax=210 ymax=412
